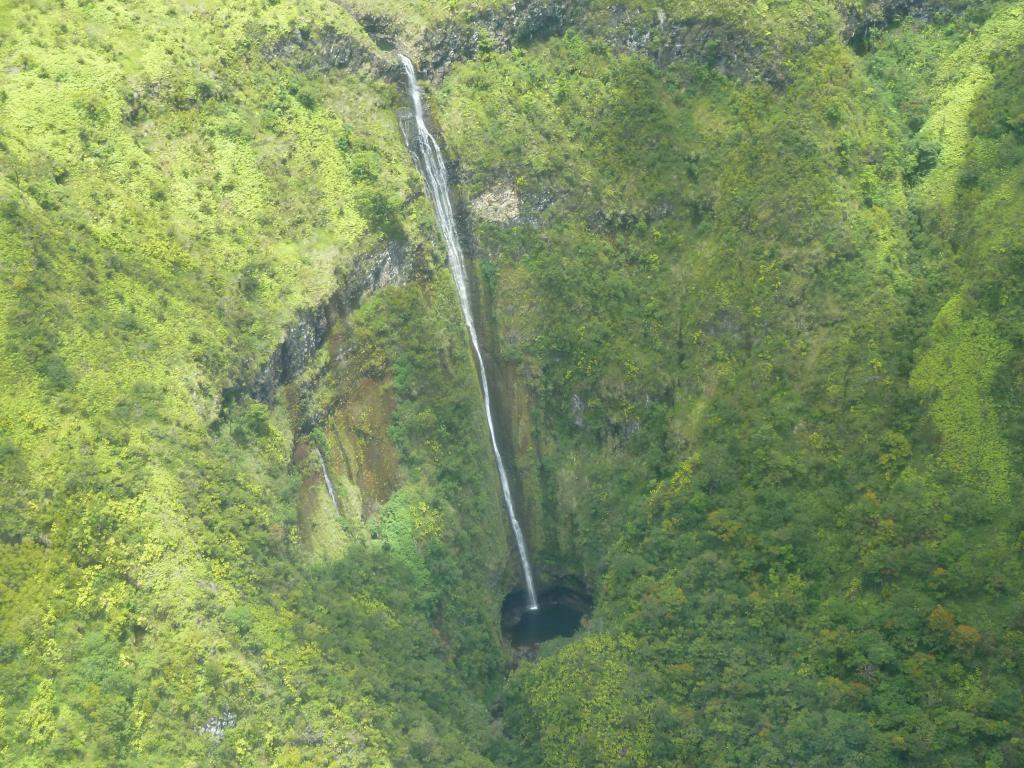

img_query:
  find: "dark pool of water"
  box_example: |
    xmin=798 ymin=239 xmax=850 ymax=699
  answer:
xmin=502 ymin=582 xmax=592 ymax=647
xmin=507 ymin=603 xmax=584 ymax=646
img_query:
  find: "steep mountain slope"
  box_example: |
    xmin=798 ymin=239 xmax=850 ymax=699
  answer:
xmin=1 ymin=0 xmax=1022 ymax=766
xmin=432 ymin=3 xmax=1024 ymax=764
xmin=0 ymin=1 xmax=502 ymax=764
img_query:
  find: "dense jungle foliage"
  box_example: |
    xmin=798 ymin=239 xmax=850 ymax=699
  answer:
xmin=1 ymin=0 xmax=1022 ymax=765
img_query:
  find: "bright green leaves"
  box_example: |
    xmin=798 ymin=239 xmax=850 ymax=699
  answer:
xmin=506 ymin=633 xmax=653 ymax=768
xmin=377 ymin=485 xmax=444 ymax=592
xmin=911 ymin=295 xmax=1012 ymax=503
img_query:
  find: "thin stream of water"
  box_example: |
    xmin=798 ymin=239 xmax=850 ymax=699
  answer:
xmin=314 ymin=446 xmax=340 ymax=514
xmin=397 ymin=54 xmax=538 ymax=610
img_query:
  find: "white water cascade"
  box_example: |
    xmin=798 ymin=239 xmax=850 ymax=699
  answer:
xmin=314 ymin=446 xmax=340 ymax=514
xmin=397 ymin=54 xmax=539 ymax=611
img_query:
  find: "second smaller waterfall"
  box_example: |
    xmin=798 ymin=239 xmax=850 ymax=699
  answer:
xmin=315 ymin=446 xmax=340 ymax=514
xmin=397 ymin=54 xmax=538 ymax=611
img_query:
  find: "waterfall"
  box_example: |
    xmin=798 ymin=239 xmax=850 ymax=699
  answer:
xmin=397 ymin=54 xmax=539 ymax=611
xmin=314 ymin=446 xmax=340 ymax=514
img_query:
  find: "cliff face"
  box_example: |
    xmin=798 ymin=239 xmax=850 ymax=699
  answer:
xmin=243 ymin=240 xmax=406 ymax=406
xmin=415 ymin=0 xmax=586 ymax=78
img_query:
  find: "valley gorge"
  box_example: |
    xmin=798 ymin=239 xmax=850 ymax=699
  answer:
xmin=1 ymin=1 xmax=1023 ymax=766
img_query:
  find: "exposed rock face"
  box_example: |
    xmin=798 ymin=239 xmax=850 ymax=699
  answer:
xmin=471 ymin=183 xmax=521 ymax=224
xmin=405 ymin=1 xmax=810 ymax=86
xmin=408 ymin=1 xmax=954 ymax=89
xmin=356 ymin=13 xmax=400 ymax=51
xmin=199 ymin=710 xmax=237 ymax=742
xmin=263 ymin=23 xmax=384 ymax=75
xmin=599 ymin=2 xmax=958 ymax=83
xmin=256 ymin=1 xmax=955 ymax=104
xmin=356 ymin=2 xmax=806 ymax=89
xmin=600 ymin=8 xmax=795 ymax=85
xmin=417 ymin=0 xmax=586 ymax=79
xmin=251 ymin=306 xmax=330 ymax=403
xmin=838 ymin=0 xmax=952 ymax=42
xmin=337 ymin=240 xmax=407 ymax=307
xmin=242 ymin=240 xmax=407 ymax=406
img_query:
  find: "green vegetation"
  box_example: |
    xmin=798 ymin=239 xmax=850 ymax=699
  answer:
xmin=0 ymin=0 xmax=498 ymax=764
xmin=2 ymin=0 xmax=1023 ymax=765
xmin=434 ymin=2 xmax=1024 ymax=764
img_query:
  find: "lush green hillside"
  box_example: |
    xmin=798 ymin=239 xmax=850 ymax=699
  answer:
xmin=436 ymin=2 xmax=1024 ymax=762
xmin=1 ymin=0 xmax=1022 ymax=765
xmin=0 ymin=1 xmax=502 ymax=764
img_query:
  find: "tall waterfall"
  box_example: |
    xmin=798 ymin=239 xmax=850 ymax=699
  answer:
xmin=397 ymin=54 xmax=539 ymax=611
xmin=314 ymin=446 xmax=340 ymax=514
